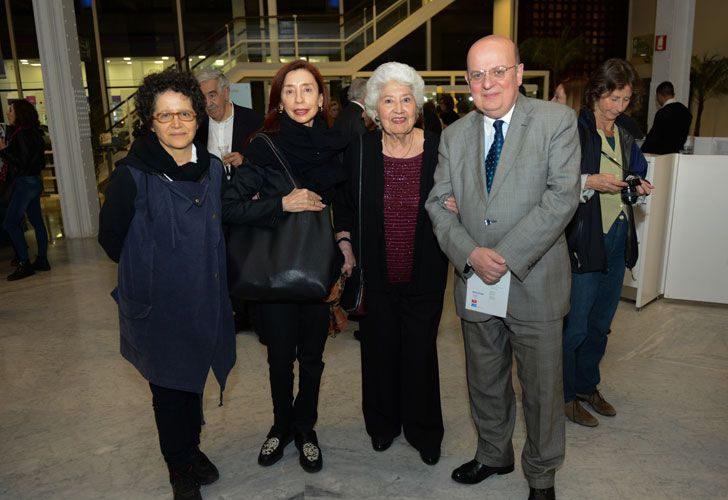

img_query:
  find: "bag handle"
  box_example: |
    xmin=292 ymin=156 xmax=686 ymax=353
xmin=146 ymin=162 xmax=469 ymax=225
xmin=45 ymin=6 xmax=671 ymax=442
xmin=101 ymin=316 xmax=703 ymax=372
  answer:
xmin=251 ymin=133 xmax=300 ymax=189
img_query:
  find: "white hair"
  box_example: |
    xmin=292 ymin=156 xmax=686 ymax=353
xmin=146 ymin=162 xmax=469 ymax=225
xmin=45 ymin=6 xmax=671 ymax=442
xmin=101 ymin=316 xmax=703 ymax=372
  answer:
xmin=195 ymin=67 xmax=229 ymax=92
xmin=364 ymin=62 xmax=425 ymax=125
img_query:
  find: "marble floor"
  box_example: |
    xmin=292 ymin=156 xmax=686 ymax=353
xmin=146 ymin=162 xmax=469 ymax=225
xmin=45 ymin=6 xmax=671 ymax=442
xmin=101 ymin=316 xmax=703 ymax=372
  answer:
xmin=1 ymin=232 xmax=727 ymax=500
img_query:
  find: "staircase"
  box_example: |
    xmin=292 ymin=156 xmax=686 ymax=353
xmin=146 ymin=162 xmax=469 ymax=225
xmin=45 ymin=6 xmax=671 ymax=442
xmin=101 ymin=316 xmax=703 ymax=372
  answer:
xmin=99 ymin=0 xmax=455 ymax=161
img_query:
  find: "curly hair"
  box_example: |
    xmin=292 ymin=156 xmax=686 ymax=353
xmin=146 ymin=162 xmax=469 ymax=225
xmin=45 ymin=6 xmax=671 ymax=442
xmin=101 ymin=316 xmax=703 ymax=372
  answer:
xmin=584 ymin=59 xmax=642 ymax=112
xmin=135 ymin=68 xmax=206 ymax=130
xmin=10 ymin=99 xmax=40 ymax=129
xmin=364 ymin=62 xmax=425 ymax=126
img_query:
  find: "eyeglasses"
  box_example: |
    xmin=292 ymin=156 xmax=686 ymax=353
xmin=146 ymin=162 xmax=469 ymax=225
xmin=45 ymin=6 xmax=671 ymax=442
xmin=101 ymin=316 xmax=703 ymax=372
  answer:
xmin=153 ymin=111 xmax=197 ymax=123
xmin=467 ymin=65 xmax=517 ymax=83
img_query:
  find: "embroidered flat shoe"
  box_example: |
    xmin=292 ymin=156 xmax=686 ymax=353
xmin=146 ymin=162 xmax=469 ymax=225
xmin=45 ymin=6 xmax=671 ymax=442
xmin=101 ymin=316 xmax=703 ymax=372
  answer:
xmin=258 ymin=430 xmax=292 ymax=466
xmin=295 ymin=431 xmax=323 ymax=473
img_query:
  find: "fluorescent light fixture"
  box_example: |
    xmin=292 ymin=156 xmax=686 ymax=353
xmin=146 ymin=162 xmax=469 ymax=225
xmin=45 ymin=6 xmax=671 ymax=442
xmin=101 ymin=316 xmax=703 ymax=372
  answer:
xmin=20 ymin=59 xmax=28 ymax=63
xmin=123 ymin=57 xmax=131 ymax=61
xmin=198 ymin=55 xmax=206 ymax=59
xmin=106 ymin=59 xmax=111 ymax=63
xmin=154 ymin=60 xmax=163 ymax=64
xmin=161 ymin=56 xmax=169 ymax=60
xmin=31 ymin=63 xmax=41 ymax=67
xmin=126 ymin=62 xmax=132 ymax=65
xmin=214 ymin=59 xmax=225 ymax=66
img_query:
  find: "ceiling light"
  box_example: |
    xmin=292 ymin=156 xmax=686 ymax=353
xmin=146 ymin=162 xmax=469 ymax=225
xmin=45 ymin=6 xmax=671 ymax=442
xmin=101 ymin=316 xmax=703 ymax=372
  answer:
xmin=198 ymin=55 xmax=206 ymax=59
xmin=20 ymin=59 xmax=28 ymax=63
xmin=161 ymin=56 xmax=169 ymax=60
xmin=106 ymin=59 xmax=111 ymax=63
xmin=154 ymin=60 xmax=163 ymax=64
xmin=126 ymin=62 xmax=132 ymax=65
xmin=123 ymin=57 xmax=131 ymax=61
xmin=31 ymin=63 xmax=41 ymax=67
xmin=214 ymin=59 xmax=224 ymax=66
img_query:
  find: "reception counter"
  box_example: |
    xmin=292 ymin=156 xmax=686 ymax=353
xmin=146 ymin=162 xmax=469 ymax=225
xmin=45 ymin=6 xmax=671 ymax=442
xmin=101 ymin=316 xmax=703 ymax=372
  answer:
xmin=622 ymin=153 xmax=728 ymax=307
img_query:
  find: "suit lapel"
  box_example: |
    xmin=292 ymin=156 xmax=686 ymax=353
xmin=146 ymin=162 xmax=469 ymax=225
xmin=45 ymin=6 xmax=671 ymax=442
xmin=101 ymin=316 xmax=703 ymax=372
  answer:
xmin=462 ymin=112 xmax=487 ymax=206
xmin=488 ymin=96 xmax=531 ymax=204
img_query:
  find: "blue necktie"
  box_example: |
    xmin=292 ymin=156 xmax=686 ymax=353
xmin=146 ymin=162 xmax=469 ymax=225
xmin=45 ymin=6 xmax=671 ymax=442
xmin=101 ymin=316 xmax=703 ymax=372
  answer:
xmin=485 ymin=119 xmax=504 ymax=193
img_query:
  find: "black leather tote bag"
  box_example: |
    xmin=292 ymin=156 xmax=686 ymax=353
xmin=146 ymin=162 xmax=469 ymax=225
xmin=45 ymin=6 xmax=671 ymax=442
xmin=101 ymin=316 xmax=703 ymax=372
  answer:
xmin=227 ymin=134 xmax=338 ymax=302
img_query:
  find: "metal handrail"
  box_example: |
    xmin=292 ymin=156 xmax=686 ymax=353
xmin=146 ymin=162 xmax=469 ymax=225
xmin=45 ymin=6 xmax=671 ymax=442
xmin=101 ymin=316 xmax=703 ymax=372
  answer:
xmin=98 ymin=0 xmax=417 ymax=136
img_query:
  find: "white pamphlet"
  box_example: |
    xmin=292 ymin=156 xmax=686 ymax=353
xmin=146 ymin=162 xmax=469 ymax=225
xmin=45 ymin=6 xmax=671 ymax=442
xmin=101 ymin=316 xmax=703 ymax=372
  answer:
xmin=465 ymin=270 xmax=511 ymax=318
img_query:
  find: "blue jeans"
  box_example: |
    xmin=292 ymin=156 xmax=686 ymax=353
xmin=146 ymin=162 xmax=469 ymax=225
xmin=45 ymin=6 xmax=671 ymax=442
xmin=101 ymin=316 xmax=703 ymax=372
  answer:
xmin=2 ymin=175 xmax=48 ymax=261
xmin=562 ymin=214 xmax=628 ymax=402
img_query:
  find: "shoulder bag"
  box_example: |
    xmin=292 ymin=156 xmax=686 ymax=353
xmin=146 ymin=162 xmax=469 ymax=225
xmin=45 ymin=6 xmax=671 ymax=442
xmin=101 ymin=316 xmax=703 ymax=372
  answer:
xmin=226 ymin=134 xmax=339 ymax=302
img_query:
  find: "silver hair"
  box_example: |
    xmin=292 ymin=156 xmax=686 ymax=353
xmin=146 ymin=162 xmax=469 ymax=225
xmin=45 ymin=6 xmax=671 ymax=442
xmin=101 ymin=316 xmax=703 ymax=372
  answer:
xmin=196 ymin=67 xmax=230 ymax=93
xmin=364 ymin=62 xmax=425 ymax=126
xmin=347 ymin=78 xmax=368 ymax=103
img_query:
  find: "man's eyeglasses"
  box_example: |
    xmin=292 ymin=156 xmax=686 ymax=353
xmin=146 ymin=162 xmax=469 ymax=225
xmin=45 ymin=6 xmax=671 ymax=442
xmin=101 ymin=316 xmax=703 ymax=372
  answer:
xmin=467 ymin=65 xmax=517 ymax=83
xmin=153 ymin=111 xmax=197 ymax=123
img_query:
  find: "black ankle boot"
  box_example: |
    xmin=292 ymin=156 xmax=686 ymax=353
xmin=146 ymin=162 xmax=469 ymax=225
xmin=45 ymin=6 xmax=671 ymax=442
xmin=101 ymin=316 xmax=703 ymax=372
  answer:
xmin=33 ymin=255 xmax=51 ymax=271
xmin=168 ymin=464 xmax=201 ymax=500
xmin=7 ymin=261 xmax=35 ymax=281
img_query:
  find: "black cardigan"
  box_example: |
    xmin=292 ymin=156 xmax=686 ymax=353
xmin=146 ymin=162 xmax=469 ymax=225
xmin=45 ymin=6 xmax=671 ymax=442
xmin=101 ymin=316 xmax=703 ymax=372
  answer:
xmin=334 ymin=129 xmax=448 ymax=295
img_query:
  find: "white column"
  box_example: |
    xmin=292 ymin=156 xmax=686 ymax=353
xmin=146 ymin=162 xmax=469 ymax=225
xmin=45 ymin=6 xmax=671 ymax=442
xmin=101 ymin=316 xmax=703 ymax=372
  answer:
xmin=648 ymin=0 xmax=695 ymax=127
xmin=32 ymin=0 xmax=99 ymax=238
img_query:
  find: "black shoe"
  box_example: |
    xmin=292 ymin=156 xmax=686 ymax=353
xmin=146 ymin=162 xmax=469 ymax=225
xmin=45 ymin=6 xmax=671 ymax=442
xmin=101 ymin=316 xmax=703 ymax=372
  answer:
xmin=168 ymin=465 xmax=202 ymax=500
xmin=7 ymin=261 xmax=35 ymax=281
xmin=451 ymin=459 xmax=514 ymax=484
xmin=191 ymin=448 xmax=219 ymax=485
xmin=419 ymin=448 xmax=440 ymax=465
xmin=371 ymin=436 xmax=393 ymax=452
xmin=295 ymin=431 xmax=323 ymax=473
xmin=258 ymin=429 xmax=292 ymax=466
xmin=32 ymin=255 xmax=51 ymax=271
xmin=10 ymin=255 xmax=20 ymax=267
xmin=529 ymin=486 xmax=555 ymax=500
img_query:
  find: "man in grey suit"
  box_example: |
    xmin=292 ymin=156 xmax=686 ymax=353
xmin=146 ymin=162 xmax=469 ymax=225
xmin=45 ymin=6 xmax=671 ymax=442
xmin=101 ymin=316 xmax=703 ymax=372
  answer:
xmin=426 ymin=35 xmax=580 ymax=500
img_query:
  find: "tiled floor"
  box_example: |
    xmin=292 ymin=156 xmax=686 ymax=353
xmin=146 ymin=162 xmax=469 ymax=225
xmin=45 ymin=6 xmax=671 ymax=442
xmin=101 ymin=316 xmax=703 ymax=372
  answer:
xmin=1 ymin=226 xmax=727 ymax=499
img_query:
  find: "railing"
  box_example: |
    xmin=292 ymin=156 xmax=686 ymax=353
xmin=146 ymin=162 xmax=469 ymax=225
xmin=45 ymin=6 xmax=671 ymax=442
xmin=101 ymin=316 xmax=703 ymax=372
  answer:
xmin=99 ymin=1 xmax=420 ymax=133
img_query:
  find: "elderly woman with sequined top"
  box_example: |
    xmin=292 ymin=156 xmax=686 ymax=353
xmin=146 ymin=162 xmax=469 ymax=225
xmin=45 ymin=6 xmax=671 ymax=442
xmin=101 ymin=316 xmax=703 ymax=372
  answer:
xmin=334 ymin=62 xmax=448 ymax=465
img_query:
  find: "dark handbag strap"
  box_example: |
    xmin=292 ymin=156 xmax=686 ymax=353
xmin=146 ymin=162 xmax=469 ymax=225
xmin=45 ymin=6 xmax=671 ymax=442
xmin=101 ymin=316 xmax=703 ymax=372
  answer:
xmin=251 ymin=133 xmax=300 ymax=189
xmin=356 ymin=134 xmax=363 ymax=265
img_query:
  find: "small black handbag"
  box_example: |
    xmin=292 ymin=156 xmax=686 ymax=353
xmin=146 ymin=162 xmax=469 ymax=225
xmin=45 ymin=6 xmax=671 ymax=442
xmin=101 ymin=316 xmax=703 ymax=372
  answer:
xmin=227 ymin=134 xmax=338 ymax=302
xmin=340 ymin=135 xmax=366 ymax=316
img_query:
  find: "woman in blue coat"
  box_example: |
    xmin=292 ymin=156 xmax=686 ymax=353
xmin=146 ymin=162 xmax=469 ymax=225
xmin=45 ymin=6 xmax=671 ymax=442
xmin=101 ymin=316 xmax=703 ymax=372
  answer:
xmin=99 ymin=69 xmax=235 ymax=500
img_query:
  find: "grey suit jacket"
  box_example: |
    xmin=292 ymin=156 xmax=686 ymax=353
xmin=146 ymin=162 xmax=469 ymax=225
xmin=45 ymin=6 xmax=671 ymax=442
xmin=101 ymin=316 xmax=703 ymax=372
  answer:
xmin=426 ymin=96 xmax=580 ymax=322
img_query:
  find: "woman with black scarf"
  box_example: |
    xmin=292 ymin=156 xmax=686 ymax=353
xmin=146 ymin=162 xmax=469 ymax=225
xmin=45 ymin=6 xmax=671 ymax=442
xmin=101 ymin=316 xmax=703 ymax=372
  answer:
xmin=222 ymin=60 xmax=350 ymax=474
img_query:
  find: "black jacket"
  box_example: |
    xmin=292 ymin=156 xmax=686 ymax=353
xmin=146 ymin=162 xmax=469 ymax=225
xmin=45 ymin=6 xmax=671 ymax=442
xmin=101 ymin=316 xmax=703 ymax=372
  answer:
xmin=0 ymin=126 xmax=45 ymax=178
xmin=195 ymin=103 xmax=263 ymax=159
xmin=641 ymin=102 xmax=692 ymax=154
xmin=565 ymin=109 xmax=647 ymax=273
xmin=333 ymin=129 xmax=448 ymax=295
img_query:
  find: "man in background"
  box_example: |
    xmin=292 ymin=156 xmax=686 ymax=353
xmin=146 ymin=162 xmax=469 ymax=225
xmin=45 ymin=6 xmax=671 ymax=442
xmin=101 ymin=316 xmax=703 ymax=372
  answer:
xmin=641 ymin=81 xmax=692 ymax=154
xmin=195 ymin=68 xmax=262 ymax=179
xmin=333 ymin=78 xmax=368 ymax=140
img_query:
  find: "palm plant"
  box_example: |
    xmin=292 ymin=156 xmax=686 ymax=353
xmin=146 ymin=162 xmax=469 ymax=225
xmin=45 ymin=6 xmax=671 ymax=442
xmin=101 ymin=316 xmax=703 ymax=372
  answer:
xmin=519 ymin=27 xmax=591 ymax=87
xmin=690 ymin=54 xmax=728 ymax=136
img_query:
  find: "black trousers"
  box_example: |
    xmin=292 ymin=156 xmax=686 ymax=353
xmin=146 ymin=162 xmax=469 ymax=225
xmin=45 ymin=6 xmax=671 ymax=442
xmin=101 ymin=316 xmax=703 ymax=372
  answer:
xmin=257 ymin=301 xmax=329 ymax=435
xmin=149 ymin=383 xmax=202 ymax=467
xmin=359 ymin=289 xmax=445 ymax=453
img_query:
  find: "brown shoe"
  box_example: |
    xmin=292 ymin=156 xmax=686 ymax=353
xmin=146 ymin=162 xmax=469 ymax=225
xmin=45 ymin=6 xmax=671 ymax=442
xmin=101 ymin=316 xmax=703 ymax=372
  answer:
xmin=565 ymin=400 xmax=598 ymax=427
xmin=577 ymin=390 xmax=616 ymax=416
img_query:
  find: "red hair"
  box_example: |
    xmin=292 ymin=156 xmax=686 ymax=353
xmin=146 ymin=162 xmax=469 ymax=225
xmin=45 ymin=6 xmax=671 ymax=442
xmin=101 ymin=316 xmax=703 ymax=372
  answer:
xmin=260 ymin=60 xmax=330 ymax=135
